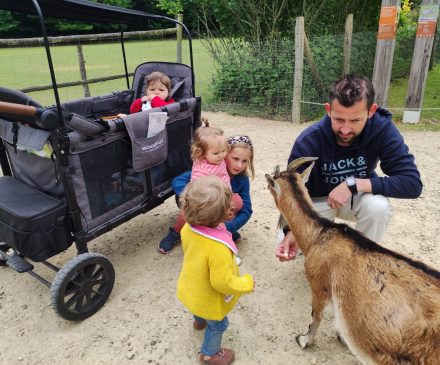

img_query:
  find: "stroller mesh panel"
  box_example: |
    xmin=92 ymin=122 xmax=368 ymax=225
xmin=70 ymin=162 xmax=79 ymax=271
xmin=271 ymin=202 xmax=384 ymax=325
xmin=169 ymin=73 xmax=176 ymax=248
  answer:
xmin=78 ymin=138 xmax=145 ymax=220
xmin=152 ymin=115 xmax=193 ymax=191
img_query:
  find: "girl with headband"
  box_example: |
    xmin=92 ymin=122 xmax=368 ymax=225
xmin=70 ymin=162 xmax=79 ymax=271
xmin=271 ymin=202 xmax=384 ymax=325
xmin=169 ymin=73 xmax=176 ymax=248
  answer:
xmin=159 ymin=125 xmax=255 ymax=263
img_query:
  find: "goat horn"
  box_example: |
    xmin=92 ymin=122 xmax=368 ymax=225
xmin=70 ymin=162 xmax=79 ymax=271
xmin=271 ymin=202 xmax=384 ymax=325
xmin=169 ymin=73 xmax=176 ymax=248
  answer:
xmin=272 ymin=165 xmax=281 ymax=178
xmin=287 ymin=157 xmax=318 ymax=172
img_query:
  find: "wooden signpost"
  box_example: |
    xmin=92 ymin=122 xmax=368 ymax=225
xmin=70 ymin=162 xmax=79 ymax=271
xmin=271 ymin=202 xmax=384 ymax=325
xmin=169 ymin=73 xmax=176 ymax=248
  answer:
xmin=403 ymin=0 xmax=439 ymax=123
xmin=372 ymin=0 xmax=401 ymax=108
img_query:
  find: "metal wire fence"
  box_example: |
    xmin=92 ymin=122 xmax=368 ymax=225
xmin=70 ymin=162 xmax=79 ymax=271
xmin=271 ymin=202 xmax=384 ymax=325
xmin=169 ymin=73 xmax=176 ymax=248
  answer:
xmin=0 ymin=27 xmax=439 ymax=121
xmin=204 ymin=28 xmax=439 ymax=122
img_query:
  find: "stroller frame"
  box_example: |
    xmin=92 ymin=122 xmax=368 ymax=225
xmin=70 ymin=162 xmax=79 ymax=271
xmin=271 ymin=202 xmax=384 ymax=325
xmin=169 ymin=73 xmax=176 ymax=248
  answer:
xmin=0 ymin=0 xmax=200 ymax=321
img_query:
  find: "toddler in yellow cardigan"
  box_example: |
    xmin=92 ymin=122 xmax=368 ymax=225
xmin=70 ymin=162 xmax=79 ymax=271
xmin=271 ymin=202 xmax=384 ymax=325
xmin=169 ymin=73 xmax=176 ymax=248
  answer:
xmin=177 ymin=175 xmax=255 ymax=365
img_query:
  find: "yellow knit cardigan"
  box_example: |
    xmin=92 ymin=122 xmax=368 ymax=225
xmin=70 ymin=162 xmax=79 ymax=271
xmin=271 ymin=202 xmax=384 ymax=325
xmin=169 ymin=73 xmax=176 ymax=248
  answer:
xmin=177 ymin=224 xmax=254 ymax=321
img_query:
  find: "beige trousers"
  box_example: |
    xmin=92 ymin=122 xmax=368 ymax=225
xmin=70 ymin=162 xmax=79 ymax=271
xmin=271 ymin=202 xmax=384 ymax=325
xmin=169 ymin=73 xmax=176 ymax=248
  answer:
xmin=277 ymin=192 xmax=393 ymax=244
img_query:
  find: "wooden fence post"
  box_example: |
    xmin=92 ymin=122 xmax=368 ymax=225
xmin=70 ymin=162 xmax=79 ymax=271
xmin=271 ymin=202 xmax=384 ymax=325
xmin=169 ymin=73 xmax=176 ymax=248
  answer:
xmin=292 ymin=17 xmax=304 ymax=123
xmin=176 ymin=14 xmax=183 ymax=63
xmin=76 ymin=44 xmax=90 ymax=97
xmin=403 ymin=0 xmax=439 ymax=123
xmin=372 ymin=0 xmax=401 ymax=107
xmin=429 ymin=21 xmax=438 ymax=71
xmin=342 ymin=14 xmax=353 ymax=76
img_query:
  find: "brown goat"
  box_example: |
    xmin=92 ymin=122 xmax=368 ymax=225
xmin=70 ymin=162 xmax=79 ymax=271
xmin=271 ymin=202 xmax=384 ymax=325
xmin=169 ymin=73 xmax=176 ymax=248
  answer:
xmin=266 ymin=157 xmax=440 ymax=365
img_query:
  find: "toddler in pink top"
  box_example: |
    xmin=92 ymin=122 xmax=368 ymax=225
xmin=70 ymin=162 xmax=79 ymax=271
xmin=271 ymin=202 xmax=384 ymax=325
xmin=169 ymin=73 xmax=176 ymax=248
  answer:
xmin=190 ymin=118 xmax=231 ymax=189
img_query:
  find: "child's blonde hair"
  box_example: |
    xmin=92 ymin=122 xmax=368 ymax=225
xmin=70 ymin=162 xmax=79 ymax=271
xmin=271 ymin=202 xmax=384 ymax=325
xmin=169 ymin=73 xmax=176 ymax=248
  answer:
xmin=191 ymin=117 xmax=228 ymax=162
xmin=146 ymin=72 xmax=172 ymax=91
xmin=227 ymin=135 xmax=255 ymax=180
xmin=181 ymin=175 xmax=234 ymax=228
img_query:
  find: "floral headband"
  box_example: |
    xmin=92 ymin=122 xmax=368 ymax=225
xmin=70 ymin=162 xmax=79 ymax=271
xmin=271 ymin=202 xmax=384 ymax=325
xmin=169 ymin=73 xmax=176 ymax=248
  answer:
xmin=228 ymin=136 xmax=253 ymax=148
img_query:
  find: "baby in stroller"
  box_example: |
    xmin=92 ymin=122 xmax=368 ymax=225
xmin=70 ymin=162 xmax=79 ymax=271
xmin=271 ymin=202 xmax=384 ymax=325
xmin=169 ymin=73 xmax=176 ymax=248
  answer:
xmin=117 ymin=71 xmax=175 ymax=117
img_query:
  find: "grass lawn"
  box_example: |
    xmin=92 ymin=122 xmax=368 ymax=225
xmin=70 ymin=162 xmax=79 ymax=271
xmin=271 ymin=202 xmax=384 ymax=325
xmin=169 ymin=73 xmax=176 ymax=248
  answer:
xmin=0 ymin=38 xmax=215 ymax=106
xmin=388 ymin=63 xmax=440 ymax=131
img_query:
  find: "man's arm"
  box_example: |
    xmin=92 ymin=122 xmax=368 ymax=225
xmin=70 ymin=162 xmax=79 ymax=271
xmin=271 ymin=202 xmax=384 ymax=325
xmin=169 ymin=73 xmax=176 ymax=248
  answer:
xmin=327 ymin=178 xmax=372 ymax=209
xmin=371 ymin=122 xmax=422 ymax=199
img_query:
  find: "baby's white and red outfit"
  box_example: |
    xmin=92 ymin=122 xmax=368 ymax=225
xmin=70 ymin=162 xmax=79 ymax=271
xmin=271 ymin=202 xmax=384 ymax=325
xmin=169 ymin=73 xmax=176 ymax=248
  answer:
xmin=129 ymin=96 xmax=175 ymax=114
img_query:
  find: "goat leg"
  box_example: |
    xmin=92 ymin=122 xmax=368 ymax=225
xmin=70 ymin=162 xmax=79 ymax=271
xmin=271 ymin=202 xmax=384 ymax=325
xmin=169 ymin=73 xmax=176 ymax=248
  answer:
xmin=296 ymin=292 xmax=326 ymax=348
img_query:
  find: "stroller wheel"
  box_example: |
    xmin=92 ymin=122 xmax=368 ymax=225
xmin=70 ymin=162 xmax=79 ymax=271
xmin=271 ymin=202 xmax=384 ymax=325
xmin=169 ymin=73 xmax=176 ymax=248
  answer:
xmin=50 ymin=253 xmax=115 ymax=321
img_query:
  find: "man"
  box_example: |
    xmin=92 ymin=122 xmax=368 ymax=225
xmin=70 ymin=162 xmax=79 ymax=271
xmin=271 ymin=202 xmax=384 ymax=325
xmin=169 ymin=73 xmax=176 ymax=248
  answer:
xmin=276 ymin=74 xmax=423 ymax=262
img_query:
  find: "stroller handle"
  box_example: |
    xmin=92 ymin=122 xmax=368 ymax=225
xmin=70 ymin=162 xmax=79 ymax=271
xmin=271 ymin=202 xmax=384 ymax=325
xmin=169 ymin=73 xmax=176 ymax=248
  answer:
xmin=0 ymin=101 xmax=72 ymax=130
xmin=0 ymin=101 xmax=43 ymax=116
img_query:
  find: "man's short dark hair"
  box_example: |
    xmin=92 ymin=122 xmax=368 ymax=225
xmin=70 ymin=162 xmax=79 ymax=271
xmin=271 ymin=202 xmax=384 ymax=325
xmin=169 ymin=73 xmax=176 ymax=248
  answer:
xmin=329 ymin=74 xmax=375 ymax=111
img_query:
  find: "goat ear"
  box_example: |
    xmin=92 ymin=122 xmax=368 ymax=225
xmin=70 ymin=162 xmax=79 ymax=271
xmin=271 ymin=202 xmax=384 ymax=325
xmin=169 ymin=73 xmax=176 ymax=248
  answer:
xmin=300 ymin=161 xmax=315 ymax=185
xmin=265 ymin=174 xmax=275 ymax=187
xmin=265 ymin=174 xmax=280 ymax=197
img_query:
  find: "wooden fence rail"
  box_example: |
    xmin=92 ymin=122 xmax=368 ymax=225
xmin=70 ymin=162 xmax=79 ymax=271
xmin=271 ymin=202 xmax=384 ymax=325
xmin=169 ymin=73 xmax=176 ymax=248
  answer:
xmin=19 ymin=73 xmax=135 ymax=93
xmin=0 ymin=28 xmax=177 ymax=47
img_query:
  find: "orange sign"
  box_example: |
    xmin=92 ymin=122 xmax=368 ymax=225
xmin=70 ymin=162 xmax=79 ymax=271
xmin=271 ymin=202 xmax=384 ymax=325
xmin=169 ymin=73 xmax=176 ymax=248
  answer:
xmin=416 ymin=21 xmax=437 ymax=38
xmin=377 ymin=6 xmax=400 ymax=39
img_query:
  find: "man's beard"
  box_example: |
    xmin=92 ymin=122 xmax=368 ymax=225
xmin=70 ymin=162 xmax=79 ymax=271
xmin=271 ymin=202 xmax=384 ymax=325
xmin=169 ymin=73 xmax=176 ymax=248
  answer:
xmin=334 ymin=131 xmax=357 ymax=145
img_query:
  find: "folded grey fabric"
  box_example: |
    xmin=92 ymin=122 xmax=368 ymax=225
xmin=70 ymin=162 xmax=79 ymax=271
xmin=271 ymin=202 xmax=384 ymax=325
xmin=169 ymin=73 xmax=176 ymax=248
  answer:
xmin=0 ymin=118 xmax=50 ymax=151
xmin=123 ymin=110 xmax=168 ymax=172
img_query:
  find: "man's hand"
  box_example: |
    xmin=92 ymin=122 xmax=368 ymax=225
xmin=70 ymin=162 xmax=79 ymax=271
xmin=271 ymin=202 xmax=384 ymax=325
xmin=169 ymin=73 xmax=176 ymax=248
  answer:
xmin=275 ymin=231 xmax=299 ymax=262
xmin=327 ymin=181 xmax=352 ymax=209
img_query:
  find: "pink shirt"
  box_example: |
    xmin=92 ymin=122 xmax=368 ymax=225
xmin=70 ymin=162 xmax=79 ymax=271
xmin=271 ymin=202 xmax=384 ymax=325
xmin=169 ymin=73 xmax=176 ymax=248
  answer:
xmin=191 ymin=159 xmax=231 ymax=189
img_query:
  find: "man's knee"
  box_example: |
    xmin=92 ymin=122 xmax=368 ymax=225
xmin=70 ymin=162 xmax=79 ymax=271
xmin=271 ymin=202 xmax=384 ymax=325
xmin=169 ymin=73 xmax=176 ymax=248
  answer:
xmin=357 ymin=194 xmax=393 ymax=221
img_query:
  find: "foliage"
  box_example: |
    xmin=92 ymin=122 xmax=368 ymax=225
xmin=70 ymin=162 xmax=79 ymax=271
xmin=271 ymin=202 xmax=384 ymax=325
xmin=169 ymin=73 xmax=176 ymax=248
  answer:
xmin=210 ymin=40 xmax=296 ymax=117
xmin=209 ymin=30 xmax=382 ymax=121
xmin=397 ymin=0 xmax=418 ymax=39
xmin=0 ymin=11 xmax=20 ymax=32
xmin=156 ymin=0 xmax=184 ymax=15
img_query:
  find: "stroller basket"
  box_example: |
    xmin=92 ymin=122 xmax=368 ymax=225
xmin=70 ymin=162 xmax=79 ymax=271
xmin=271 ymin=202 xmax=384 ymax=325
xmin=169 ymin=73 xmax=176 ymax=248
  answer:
xmin=0 ymin=176 xmax=72 ymax=262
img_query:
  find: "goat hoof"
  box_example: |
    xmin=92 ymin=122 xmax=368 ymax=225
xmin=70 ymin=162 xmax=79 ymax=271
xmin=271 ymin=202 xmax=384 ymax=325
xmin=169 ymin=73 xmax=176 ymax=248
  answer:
xmin=296 ymin=334 xmax=310 ymax=349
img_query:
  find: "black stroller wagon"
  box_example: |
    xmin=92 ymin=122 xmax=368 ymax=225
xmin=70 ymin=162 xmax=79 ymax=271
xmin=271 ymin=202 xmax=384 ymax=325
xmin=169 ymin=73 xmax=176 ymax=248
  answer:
xmin=0 ymin=0 xmax=201 ymax=320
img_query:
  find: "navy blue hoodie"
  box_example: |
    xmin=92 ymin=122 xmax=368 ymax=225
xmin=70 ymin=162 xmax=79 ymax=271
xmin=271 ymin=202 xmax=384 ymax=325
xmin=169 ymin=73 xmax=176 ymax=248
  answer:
xmin=288 ymin=108 xmax=423 ymax=199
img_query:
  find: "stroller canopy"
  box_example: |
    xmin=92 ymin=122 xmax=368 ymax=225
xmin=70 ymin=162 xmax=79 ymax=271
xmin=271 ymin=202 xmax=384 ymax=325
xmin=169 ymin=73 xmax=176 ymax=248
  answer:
xmin=0 ymin=0 xmax=161 ymax=24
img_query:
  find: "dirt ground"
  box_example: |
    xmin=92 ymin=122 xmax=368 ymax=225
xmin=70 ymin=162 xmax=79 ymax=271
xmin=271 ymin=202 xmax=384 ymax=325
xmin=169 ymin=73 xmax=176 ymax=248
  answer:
xmin=1 ymin=111 xmax=439 ymax=365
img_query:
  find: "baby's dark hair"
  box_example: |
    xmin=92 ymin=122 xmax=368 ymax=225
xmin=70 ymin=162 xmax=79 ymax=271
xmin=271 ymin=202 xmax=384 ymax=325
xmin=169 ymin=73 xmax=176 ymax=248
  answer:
xmin=190 ymin=117 xmax=228 ymax=162
xmin=146 ymin=71 xmax=172 ymax=91
xmin=329 ymin=74 xmax=375 ymax=111
xmin=181 ymin=175 xmax=234 ymax=228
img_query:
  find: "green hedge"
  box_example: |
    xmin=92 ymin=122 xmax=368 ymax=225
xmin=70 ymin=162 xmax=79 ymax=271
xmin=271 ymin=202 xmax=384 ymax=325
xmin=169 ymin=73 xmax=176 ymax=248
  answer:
xmin=208 ymin=29 xmax=439 ymax=121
